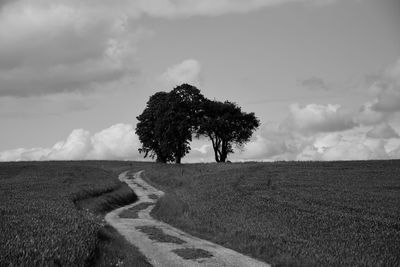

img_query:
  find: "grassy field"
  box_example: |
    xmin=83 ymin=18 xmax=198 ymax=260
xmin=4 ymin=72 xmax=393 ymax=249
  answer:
xmin=143 ymin=160 xmax=400 ymax=266
xmin=0 ymin=161 xmax=151 ymax=266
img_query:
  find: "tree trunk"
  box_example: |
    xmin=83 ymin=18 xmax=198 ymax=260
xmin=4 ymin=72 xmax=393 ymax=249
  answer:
xmin=219 ymin=140 xmax=227 ymax=162
xmin=210 ymin=136 xmax=220 ymax=162
xmin=220 ymin=153 xmax=227 ymax=162
xmin=175 ymin=156 xmax=181 ymax=164
xmin=213 ymin=146 xmax=220 ymax=162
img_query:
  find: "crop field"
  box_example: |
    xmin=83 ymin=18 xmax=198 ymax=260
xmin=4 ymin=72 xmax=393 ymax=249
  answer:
xmin=2 ymin=160 xmax=399 ymax=266
xmin=0 ymin=161 xmax=151 ymax=266
xmin=143 ymin=160 xmax=400 ymax=266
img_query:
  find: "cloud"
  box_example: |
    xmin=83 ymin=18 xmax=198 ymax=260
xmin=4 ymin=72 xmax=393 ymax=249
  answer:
xmin=191 ymin=79 xmax=400 ymax=162
xmin=388 ymin=140 xmax=400 ymax=158
xmin=45 ymin=129 xmax=92 ymax=160
xmin=299 ymin=77 xmax=329 ymax=91
xmin=0 ymin=0 xmax=13 ymax=9
xmin=228 ymin=97 xmax=400 ymax=161
xmin=160 ymin=59 xmax=202 ymax=87
xmin=0 ymin=0 xmax=338 ymax=97
xmin=0 ymin=147 xmax=51 ymax=162
xmin=129 ymin=0 xmax=335 ymax=18
xmin=183 ymin=138 xmax=214 ymax=163
xmin=88 ymin=124 xmax=140 ymax=160
xmin=355 ymin=101 xmax=389 ymax=126
xmin=371 ymin=86 xmax=400 ymax=112
xmin=0 ymin=2 xmax=144 ymax=97
xmin=366 ymin=123 xmax=399 ymax=139
xmin=316 ymin=133 xmax=389 ymax=161
xmin=234 ymin=123 xmax=303 ymax=161
xmin=2 ymin=121 xmax=400 ymax=162
xmin=237 ymin=124 xmax=398 ymax=162
xmin=319 ymin=141 xmax=386 ymax=161
xmin=368 ymin=58 xmax=400 ymax=113
xmin=0 ymin=123 xmax=142 ymax=161
xmin=0 ymin=93 xmax=92 ymax=119
xmin=287 ymin=103 xmax=357 ymax=134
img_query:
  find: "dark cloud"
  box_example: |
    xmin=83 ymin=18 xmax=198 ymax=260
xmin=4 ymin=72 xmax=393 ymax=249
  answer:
xmin=299 ymin=77 xmax=329 ymax=91
xmin=0 ymin=0 xmax=340 ymax=98
xmin=0 ymin=64 xmax=129 ymax=97
xmin=0 ymin=2 xmax=140 ymax=97
xmin=0 ymin=94 xmax=93 ymax=119
xmin=371 ymin=87 xmax=400 ymax=112
xmin=356 ymin=102 xmax=388 ymax=126
xmin=368 ymin=58 xmax=400 ymax=112
xmin=366 ymin=123 xmax=399 ymax=139
xmin=0 ymin=0 xmax=14 ymax=9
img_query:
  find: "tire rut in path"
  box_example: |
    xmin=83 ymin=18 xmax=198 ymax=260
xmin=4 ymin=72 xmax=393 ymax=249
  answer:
xmin=105 ymin=170 xmax=270 ymax=267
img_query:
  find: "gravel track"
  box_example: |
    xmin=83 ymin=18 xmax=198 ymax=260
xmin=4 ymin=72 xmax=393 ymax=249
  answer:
xmin=105 ymin=170 xmax=270 ymax=267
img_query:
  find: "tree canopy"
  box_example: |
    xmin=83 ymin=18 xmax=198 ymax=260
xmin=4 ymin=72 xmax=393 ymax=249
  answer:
xmin=136 ymin=91 xmax=173 ymax=162
xmin=136 ymin=84 xmax=205 ymax=163
xmin=136 ymin=84 xmax=259 ymax=163
xmin=198 ymin=100 xmax=260 ymax=162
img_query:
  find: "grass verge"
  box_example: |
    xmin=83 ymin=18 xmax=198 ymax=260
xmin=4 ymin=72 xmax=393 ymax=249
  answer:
xmin=75 ymin=182 xmax=138 ymax=214
xmin=87 ymin=224 xmax=151 ymax=267
xmin=0 ymin=161 xmax=151 ymax=266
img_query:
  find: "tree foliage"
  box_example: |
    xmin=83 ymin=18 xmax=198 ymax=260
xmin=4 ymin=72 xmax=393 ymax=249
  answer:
xmin=136 ymin=84 xmax=259 ymax=163
xmin=198 ymin=100 xmax=260 ymax=162
xmin=136 ymin=92 xmax=173 ymax=163
xmin=136 ymin=84 xmax=205 ymax=163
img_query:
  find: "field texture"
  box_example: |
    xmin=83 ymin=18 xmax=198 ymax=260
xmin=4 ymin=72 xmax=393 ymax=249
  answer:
xmin=143 ymin=161 xmax=400 ymax=266
xmin=0 ymin=161 xmax=151 ymax=266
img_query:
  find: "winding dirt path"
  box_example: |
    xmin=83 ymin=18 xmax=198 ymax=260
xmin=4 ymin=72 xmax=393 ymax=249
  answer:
xmin=105 ymin=170 xmax=270 ymax=267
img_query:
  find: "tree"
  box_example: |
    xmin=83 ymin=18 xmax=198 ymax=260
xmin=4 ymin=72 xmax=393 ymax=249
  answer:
xmin=136 ymin=84 xmax=205 ymax=163
xmin=198 ymin=100 xmax=259 ymax=162
xmin=135 ymin=92 xmax=174 ymax=163
xmin=167 ymin=84 xmax=205 ymax=163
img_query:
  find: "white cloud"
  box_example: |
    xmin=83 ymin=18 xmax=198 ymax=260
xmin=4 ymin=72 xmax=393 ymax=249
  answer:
xmin=88 ymin=124 xmax=140 ymax=160
xmin=183 ymin=138 xmax=214 ymax=163
xmin=46 ymin=129 xmax=92 ymax=160
xmin=192 ymin=144 xmax=211 ymax=155
xmin=0 ymin=147 xmax=51 ymax=162
xmin=191 ymin=88 xmax=400 ymax=162
xmin=287 ymin=103 xmax=357 ymax=134
xmin=0 ymin=123 xmax=142 ymax=161
xmin=234 ymin=123 xmax=303 ymax=161
xmin=388 ymin=140 xmax=400 ymax=158
xmin=230 ymin=101 xmax=400 ymax=161
xmin=160 ymin=59 xmax=202 ymax=87
xmin=2 ymin=120 xmax=400 ymax=162
xmin=318 ymin=135 xmax=389 ymax=161
xmin=261 ymin=127 xmax=395 ymax=161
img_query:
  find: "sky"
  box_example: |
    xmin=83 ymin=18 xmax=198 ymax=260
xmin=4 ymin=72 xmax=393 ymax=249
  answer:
xmin=0 ymin=0 xmax=400 ymax=162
